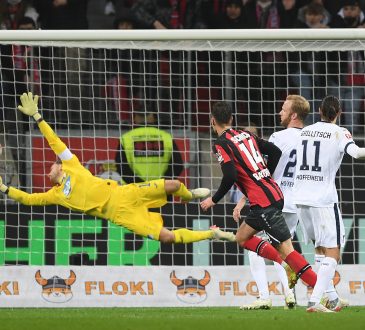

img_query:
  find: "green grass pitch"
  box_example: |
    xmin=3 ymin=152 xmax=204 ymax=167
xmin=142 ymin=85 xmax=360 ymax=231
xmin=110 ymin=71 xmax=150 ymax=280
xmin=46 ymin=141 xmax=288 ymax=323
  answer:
xmin=1 ymin=307 xmax=365 ymax=330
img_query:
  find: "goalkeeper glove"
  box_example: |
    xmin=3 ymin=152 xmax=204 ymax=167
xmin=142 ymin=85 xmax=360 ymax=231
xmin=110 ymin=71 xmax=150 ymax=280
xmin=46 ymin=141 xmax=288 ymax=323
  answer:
xmin=17 ymin=92 xmax=41 ymax=121
xmin=0 ymin=176 xmax=8 ymax=194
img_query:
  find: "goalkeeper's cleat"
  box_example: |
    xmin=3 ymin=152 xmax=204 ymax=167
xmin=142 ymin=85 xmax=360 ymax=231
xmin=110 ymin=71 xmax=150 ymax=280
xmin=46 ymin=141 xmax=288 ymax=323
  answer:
xmin=306 ymin=302 xmax=334 ymax=313
xmin=321 ymin=297 xmax=349 ymax=312
xmin=190 ymin=188 xmax=210 ymax=200
xmin=284 ymin=291 xmax=296 ymax=310
xmin=181 ymin=188 xmax=210 ymax=202
xmin=210 ymin=225 xmax=236 ymax=242
xmin=284 ymin=264 xmax=299 ymax=289
xmin=240 ymin=298 xmax=272 ymax=310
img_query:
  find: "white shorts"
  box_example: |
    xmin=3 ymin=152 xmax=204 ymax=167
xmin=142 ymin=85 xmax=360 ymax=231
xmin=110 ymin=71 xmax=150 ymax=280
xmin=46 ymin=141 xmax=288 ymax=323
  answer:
xmin=296 ymin=204 xmax=345 ymax=248
xmin=283 ymin=212 xmax=298 ymax=238
xmin=255 ymin=212 xmax=298 ymax=240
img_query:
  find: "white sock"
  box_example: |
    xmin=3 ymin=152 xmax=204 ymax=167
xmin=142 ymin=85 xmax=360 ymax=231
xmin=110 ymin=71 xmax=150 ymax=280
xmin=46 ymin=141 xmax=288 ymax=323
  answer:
xmin=274 ymin=261 xmax=292 ymax=297
xmin=314 ymin=254 xmax=338 ymax=301
xmin=314 ymin=254 xmax=325 ymax=272
xmin=326 ymin=280 xmax=339 ymax=301
xmin=309 ymin=257 xmax=337 ymax=304
xmin=248 ymin=251 xmax=269 ymax=300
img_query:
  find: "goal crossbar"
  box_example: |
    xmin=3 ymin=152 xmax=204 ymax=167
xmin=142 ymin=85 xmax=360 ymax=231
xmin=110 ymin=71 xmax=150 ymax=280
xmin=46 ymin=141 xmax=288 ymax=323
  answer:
xmin=0 ymin=29 xmax=365 ymax=51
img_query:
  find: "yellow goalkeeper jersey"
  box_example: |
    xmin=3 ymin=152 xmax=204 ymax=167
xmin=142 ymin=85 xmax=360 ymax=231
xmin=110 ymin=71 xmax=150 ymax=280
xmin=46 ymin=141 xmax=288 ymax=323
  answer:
xmin=8 ymin=120 xmax=119 ymax=220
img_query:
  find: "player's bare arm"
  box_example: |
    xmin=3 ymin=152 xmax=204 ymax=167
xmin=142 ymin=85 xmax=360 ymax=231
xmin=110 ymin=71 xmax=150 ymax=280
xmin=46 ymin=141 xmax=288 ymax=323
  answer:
xmin=201 ymin=161 xmax=237 ymax=211
xmin=233 ymin=195 xmax=247 ymax=223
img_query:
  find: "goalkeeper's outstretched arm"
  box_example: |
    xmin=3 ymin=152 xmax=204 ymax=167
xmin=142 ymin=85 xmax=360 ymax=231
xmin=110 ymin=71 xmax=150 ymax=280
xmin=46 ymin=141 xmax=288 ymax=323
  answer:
xmin=17 ymin=92 xmax=73 ymax=161
xmin=0 ymin=92 xmax=74 ymax=206
xmin=0 ymin=174 xmax=54 ymax=206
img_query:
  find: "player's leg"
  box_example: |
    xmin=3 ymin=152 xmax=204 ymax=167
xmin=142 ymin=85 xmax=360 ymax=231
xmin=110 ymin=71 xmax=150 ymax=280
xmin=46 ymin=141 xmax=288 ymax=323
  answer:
xmin=131 ymin=179 xmax=209 ymax=208
xmin=164 ymin=179 xmax=210 ymax=202
xmin=118 ymin=209 xmax=217 ymax=244
xmin=129 ymin=179 xmax=196 ymax=209
xmin=283 ymin=212 xmax=299 ymax=239
xmin=273 ymin=261 xmax=296 ymax=309
xmin=314 ymin=247 xmax=348 ymax=311
xmin=236 ymin=221 xmax=285 ymax=265
xmin=240 ymin=236 xmax=273 ymax=311
xmin=125 ymin=182 xmax=233 ymax=243
xmin=306 ymin=205 xmax=345 ymax=312
xmin=279 ymin=212 xmax=298 ymax=308
xmin=276 ymin=239 xmax=317 ymax=288
xmin=309 ymin=246 xmax=340 ymax=309
xmin=248 ymin=250 xmax=270 ymax=301
xmin=155 ymin=214 xmax=234 ymax=243
xmin=159 ymin=226 xmax=213 ymax=243
xmin=250 ymin=207 xmax=317 ymax=288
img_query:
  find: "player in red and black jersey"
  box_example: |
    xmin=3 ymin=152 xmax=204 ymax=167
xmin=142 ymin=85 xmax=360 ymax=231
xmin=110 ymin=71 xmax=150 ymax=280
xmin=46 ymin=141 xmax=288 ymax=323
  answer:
xmin=212 ymin=126 xmax=283 ymax=209
xmin=201 ymin=101 xmax=317 ymax=290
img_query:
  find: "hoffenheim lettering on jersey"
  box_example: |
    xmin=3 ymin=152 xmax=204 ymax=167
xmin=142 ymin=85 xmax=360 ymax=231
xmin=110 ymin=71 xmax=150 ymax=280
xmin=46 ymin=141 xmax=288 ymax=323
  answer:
xmin=63 ymin=176 xmax=72 ymax=197
xmin=293 ymin=122 xmax=354 ymax=207
xmin=269 ymin=128 xmax=302 ymax=213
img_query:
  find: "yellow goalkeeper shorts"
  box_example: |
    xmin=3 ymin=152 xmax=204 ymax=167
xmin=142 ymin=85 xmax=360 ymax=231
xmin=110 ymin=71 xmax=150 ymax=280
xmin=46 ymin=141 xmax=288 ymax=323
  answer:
xmin=109 ymin=179 xmax=167 ymax=240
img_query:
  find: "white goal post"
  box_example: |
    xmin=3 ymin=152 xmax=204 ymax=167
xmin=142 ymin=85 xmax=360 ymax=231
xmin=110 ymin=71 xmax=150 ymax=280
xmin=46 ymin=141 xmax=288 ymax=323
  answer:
xmin=0 ymin=28 xmax=364 ymax=268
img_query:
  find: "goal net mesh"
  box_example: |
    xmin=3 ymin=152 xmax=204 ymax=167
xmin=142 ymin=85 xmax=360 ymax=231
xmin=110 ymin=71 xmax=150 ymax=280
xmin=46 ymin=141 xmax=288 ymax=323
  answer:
xmin=0 ymin=35 xmax=364 ymax=266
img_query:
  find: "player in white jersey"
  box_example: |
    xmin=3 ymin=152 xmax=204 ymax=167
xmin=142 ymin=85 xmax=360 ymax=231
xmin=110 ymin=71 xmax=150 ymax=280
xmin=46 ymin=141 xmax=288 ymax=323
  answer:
xmin=238 ymin=95 xmax=310 ymax=310
xmin=293 ymin=95 xmax=365 ymax=313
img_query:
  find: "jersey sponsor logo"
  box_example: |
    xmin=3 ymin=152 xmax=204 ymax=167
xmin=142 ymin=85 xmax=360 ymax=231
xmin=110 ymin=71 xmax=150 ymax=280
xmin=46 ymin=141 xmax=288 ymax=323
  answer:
xmin=215 ymin=149 xmax=224 ymax=163
xmin=63 ymin=176 xmax=72 ymax=197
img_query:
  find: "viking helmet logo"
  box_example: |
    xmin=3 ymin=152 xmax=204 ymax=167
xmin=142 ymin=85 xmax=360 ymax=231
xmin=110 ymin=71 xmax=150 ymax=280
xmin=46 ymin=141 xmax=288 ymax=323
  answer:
xmin=170 ymin=270 xmax=211 ymax=304
xmin=35 ymin=270 xmax=76 ymax=303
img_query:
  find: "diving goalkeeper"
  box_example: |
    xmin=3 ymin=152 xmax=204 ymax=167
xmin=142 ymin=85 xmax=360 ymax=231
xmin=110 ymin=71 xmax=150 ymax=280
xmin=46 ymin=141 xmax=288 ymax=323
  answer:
xmin=0 ymin=92 xmax=235 ymax=244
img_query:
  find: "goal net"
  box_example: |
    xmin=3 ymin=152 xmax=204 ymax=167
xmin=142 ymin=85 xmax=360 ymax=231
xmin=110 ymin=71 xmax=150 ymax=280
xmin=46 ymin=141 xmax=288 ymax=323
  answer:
xmin=0 ymin=29 xmax=364 ymax=268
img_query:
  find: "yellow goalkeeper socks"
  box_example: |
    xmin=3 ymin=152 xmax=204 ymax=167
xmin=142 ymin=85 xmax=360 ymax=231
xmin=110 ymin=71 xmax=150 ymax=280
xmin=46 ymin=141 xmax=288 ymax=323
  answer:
xmin=173 ymin=182 xmax=192 ymax=201
xmin=173 ymin=229 xmax=214 ymax=244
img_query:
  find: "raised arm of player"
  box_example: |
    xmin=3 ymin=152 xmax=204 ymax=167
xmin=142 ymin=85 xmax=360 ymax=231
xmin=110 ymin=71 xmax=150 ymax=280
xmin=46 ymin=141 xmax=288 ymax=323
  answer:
xmin=0 ymin=93 xmax=69 ymax=206
xmin=17 ymin=92 xmax=73 ymax=162
xmin=346 ymin=143 xmax=365 ymax=159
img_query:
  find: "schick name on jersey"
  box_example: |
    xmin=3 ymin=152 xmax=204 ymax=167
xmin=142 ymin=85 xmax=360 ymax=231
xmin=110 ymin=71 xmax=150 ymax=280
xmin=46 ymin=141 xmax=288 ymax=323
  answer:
xmin=301 ymin=130 xmax=332 ymax=139
xmin=230 ymin=132 xmax=250 ymax=144
xmin=253 ymin=168 xmax=271 ymax=181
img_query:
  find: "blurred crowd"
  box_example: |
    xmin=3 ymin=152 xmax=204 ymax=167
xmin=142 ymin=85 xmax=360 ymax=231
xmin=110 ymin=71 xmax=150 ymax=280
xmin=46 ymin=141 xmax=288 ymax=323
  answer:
xmin=1 ymin=0 xmax=365 ymax=31
xmin=1 ymin=0 xmax=365 ymax=133
xmin=1 ymin=0 xmax=365 ymax=198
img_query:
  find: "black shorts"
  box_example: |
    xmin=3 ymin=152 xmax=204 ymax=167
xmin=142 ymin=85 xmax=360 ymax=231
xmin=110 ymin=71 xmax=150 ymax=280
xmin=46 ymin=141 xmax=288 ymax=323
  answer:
xmin=245 ymin=205 xmax=291 ymax=246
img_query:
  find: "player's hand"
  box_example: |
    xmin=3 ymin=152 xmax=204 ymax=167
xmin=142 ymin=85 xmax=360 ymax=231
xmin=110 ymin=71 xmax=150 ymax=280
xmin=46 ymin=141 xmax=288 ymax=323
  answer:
xmin=18 ymin=92 xmax=39 ymax=117
xmin=200 ymin=197 xmax=215 ymax=211
xmin=0 ymin=176 xmax=8 ymax=193
xmin=233 ymin=207 xmax=242 ymax=223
